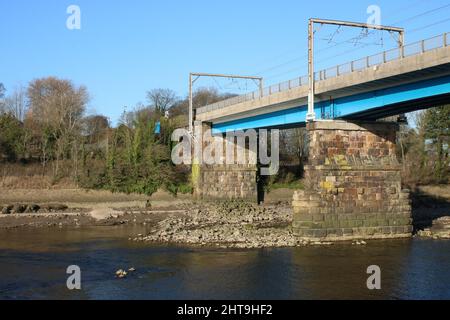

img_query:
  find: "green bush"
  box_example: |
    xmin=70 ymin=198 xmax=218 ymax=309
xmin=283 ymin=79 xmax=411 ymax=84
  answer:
xmin=77 ymin=113 xmax=189 ymax=196
xmin=0 ymin=114 xmax=26 ymax=161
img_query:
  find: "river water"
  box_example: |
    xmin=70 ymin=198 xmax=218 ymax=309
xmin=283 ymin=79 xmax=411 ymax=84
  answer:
xmin=0 ymin=225 xmax=449 ymax=300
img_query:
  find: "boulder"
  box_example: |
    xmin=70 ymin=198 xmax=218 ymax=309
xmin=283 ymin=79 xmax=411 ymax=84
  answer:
xmin=48 ymin=204 xmax=69 ymax=212
xmin=11 ymin=204 xmax=26 ymax=214
xmin=1 ymin=205 xmax=13 ymax=215
xmin=31 ymin=204 xmax=41 ymax=213
xmin=24 ymin=204 xmax=40 ymax=213
xmin=430 ymin=217 xmax=450 ymax=238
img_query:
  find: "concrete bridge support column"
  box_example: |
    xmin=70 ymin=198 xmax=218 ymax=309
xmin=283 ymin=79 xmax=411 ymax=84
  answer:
xmin=293 ymin=120 xmax=413 ymax=241
xmin=192 ymin=121 xmax=258 ymax=202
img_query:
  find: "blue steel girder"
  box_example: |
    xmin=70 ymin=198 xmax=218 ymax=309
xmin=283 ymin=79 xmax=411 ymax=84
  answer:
xmin=212 ymin=74 xmax=450 ymax=134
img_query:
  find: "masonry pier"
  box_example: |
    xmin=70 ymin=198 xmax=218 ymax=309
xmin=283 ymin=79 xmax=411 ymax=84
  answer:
xmin=293 ymin=120 xmax=413 ymax=241
xmin=192 ymin=121 xmax=258 ymax=202
xmin=191 ymin=119 xmax=413 ymax=241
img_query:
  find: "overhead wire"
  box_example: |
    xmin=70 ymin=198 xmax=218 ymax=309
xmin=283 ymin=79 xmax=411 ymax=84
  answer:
xmin=255 ymin=1 xmax=450 ymax=82
xmin=249 ymin=0 xmax=443 ymax=79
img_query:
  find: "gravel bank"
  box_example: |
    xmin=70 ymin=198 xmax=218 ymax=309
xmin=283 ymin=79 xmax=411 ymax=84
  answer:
xmin=133 ymin=200 xmax=322 ymax=249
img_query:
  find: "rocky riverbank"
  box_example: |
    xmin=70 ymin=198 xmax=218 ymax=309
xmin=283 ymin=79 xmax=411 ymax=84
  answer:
xmin=133 ymin=200 xmax=326 ymax=248
xmin=417 ymin=216 xmax=450 ymax=239
xmin=0 ymin=201 xmax=186 ymax=230
xmin=1 ymin=187 xmax=449 ymax=247
xmin=0 ymin=188 xmax=196 ymax=230
xmin=1 ymin=203 xmax=72 ymax=214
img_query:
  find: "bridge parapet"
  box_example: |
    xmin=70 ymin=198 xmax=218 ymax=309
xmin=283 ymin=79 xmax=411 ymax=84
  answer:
xmin=196 ymin=32 xmax=450 ymax=125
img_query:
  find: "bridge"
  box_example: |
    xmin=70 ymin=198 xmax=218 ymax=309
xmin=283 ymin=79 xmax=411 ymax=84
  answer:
xmin=191 ymin=32 xmax=450 ymax=242
xmin=195 ymin=32 xmax=450 ymax=133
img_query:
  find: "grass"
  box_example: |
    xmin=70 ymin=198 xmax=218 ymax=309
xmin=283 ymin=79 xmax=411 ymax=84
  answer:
xmin=266 ymin=180 xmax=305 ymax=192
xmin=165 ymin=183 xmax=193 ymax=196
xmin=177 ymin=183 xmax=194 ymax=195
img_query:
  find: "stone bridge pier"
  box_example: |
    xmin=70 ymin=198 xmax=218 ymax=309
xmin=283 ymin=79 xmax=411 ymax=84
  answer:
xmin=192 ymin=121 xmax=258 ymax=202
xmin=293 ymin=120 xmax=413 ymax=241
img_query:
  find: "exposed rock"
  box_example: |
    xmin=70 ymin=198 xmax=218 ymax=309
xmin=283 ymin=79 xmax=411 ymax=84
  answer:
xmin=133 ymin=200 xmax=298 ymax=249
xmin=418 ymin=216 xmax=450 ymax=239
xmin=24 ymin=204 xmax=40 ymax=213
xmin=48 ymin=204 xmax=69 ymax=212
xmin=1 ymin=205 xmax=13 ymax=215
xmin=1 ymin=204 xmax=42 ymax=215
xmin=11 ymin=204 xmax=26 ymax=214
xmin=115 ymin=269 xmax=128 ymax=279
xmin=36 ymin=203 xmax=68 ymax=213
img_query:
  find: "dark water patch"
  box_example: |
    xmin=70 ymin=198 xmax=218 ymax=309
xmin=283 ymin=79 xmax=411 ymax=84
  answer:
xmin=0 ymin=227 xmax=449 ymax=300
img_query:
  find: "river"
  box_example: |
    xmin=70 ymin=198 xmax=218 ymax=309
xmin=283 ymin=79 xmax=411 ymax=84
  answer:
xmin=0 ymin=225 xmax=449 ymax=300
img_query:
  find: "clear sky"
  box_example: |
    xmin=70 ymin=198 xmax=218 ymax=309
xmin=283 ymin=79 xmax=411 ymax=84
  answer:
xmin=1 ymin=0 xmax=450 ymax=124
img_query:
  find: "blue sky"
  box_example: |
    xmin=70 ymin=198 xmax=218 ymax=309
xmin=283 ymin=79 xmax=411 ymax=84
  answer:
xmin=1 ymin=0 xmax=450 ymax=124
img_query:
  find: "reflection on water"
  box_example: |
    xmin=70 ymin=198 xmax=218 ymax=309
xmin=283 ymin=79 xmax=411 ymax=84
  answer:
xmin=0 ymin=226 xmax=449 ymax=300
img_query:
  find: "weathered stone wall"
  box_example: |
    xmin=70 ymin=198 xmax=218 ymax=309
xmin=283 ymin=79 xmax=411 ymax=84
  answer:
xmin=197 ymin=164 xmax=258 ymax=201
xmin=192 ymin=121 xmax=258 ymax=202
xmin=293 ymin=121 xmax=413 ymax=241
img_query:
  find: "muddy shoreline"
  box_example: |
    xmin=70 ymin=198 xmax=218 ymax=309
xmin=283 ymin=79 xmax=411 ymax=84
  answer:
xmin=1 ymin=187 xmax=449 ymax=248
xmin=1 ymin=203 xmax=449 ymax=248
xmin=0 ymin=198 xmax=306 ymax=248
xmin=0 ymin=201 xmax=190 ymax=230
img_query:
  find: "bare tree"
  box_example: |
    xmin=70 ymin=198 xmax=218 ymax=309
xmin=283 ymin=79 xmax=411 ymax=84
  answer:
xmin=28 ymin=77 xmax=88 ymax=129
xmin=82 ymin=115 xmax=110 ymax=144
xmin=27 ymin=77 xmax=89 ymax=176
xmin=280 ymin=128 xmax=308 ymax=176
xmin=169 ymin=87 xmax=236 ymax=118
xmin=192 ymin=87 xmax=236 ymax=109
xmin=146 ymin=88 xmax=177 ymax=114
xmin=4 ymin=85 xmax=28 ymax=121
xmin=119 ymin=103 xmax=156 ymax=128
xmin=0 ymin=83 xmax=5 ymax=113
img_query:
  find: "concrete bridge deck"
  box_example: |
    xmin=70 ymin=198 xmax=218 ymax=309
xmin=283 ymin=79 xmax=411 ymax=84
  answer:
xmin=195 ymin=33 xmax=450 ymax=133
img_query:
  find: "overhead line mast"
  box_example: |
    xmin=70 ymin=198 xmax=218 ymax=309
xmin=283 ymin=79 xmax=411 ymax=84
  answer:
xmin=307 ymin=18 xmax=405 ymax=122
xmin=189 ymin=73 xmax=264 ymax=133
